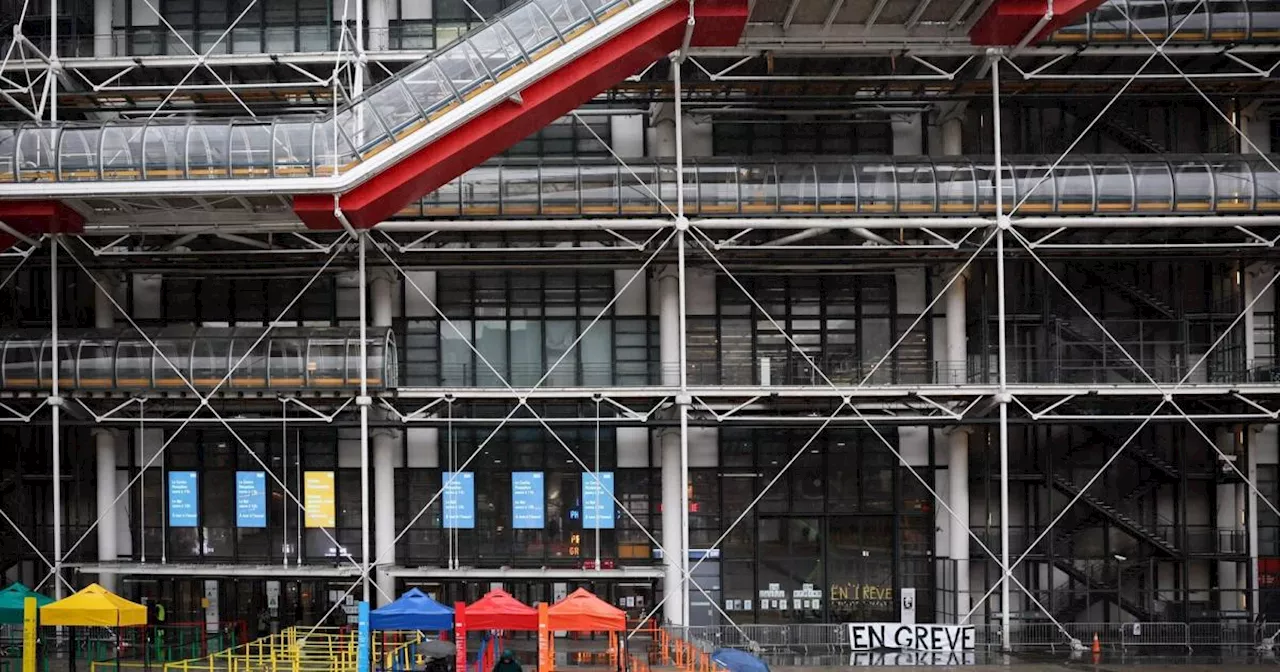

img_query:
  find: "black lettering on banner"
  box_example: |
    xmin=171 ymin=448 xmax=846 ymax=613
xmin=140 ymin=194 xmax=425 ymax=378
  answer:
xmin=846 ymin=624 xmax=976 ymax=652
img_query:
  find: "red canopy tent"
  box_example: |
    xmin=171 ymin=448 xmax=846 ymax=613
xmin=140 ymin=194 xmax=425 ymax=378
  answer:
xmin=545 ymin=588 xmax=626 ymax=631
xmin=464 ymin=588 xmax=539 ymax=631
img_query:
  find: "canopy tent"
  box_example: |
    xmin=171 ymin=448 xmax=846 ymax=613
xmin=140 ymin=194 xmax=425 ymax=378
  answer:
xmin=545 ymin=588 xmax=626 ymax=631
xmin=40 ymin=584 xmax=147 ymax=627
xmin=464 ymin=589 xmax=538 ymax=631
xmin=370 ymin=588 xmax=455 ymax=631
xmin=0 ymin=583 xmax=53 ymax=624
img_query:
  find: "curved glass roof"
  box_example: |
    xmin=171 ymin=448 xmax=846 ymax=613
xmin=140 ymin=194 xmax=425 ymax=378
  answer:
xmin=0 ymin=327 xmax=397 ymax=391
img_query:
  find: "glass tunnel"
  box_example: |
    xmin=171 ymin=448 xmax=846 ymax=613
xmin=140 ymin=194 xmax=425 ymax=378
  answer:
xmin=0 ymin=327 xmax=397 ymax=391
xmin=1054 ymin=0 xmax=1280 ymax=42
xmin=0 ymin=0 xmax=637 ymax=184
xmin=395 ymin=155 xmax=1280 ymax=218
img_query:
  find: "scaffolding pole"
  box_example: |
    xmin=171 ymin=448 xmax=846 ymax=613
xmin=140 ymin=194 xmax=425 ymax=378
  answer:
xmin=991 ymin=50 xmax=1011 ymax=651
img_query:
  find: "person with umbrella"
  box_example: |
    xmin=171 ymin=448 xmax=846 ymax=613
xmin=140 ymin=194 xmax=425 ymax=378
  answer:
xmin=491 ymin=649 xmax=522 ymax=672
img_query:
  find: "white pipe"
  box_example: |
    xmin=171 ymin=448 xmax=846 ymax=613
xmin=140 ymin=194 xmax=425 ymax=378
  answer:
xmin=992 ymin=54 xmax=1011 ymax=651
xmin=765 ymin=226 xmax=895 ymax=246
xmin=674 ymin=53 xmax=692 ymax=630
xmin=359 ymin=232 xmax=371 ymax=604
xmin=371 ymin=270 xmax=396 ymax=606
xmin=51 ymin=240 xmax=62 ymax=600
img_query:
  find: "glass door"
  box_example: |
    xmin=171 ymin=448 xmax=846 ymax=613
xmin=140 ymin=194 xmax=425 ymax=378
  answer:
xmin=756 ymin=517 xmax=823 ymax=624
xmin=827 ymin=516 xmax=896 ymax=622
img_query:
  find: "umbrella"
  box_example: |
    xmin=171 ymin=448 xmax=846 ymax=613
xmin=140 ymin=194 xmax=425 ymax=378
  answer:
xmin=711 ymin=649 xmax=769 ymax=672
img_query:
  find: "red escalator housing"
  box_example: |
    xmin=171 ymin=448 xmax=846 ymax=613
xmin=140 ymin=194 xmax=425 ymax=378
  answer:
xmin=294 ymin=0 xmax=749 ymax=230
xmin=969 ymin=0 xmax=1106 ymax=45
xmin=0 ymin=201 xmax=85 ymax=251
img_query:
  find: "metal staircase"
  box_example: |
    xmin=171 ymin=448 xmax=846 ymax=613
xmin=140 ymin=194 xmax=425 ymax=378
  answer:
xmin=1048 ymin=314 xmax=1145 ymax=383
xmin=1063 ymin=103 xmax=1169 ymax=154
xmin=1052 ymin=560 xmax=1155 ymax=621
xmin=1071 ymin=263 xmax=1179 ymax=320
xmin=1050 ymin=474 xmax=1179 ymax=556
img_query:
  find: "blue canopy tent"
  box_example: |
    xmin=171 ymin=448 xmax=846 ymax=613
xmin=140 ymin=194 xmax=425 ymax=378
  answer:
xmin=711 ymin=649 xmax=769 ymax=672
xmin=370 ymin=589 xmax=455 ymax=631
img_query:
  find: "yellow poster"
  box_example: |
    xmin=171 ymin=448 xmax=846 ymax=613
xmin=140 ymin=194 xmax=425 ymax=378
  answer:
xmin=22 ymin=597 xmax=34 ymax=672
xmin=304 ymin=471 xmax=336 ymax=528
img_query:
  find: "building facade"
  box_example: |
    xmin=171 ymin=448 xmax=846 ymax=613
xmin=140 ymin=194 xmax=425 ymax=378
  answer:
xmin=0 ymin=0 xmax=1275 ymax=643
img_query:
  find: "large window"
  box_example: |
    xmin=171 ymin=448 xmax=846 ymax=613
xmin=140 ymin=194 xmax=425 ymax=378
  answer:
xmin=713 ymin=121 xmax=892 ymax=156
xmin=712 ymin=273 xmax=929 ymax=386
xmin=405 ymin=271 xmax=656 ymax=387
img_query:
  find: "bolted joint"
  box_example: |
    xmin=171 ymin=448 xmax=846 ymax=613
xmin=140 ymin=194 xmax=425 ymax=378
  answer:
xmin=675 ymin=393 xmax=692 ymax=406
xmin=47 ymin=395 xmax=64 ymax=407
xmin=995 ymin=392 xmax=1012 ymax=404
xmin=996 ymin=214 xmax=1012 ymax=230
xmin=674 ymin=216 xmax=690 ymax=232
xmin=356 ymin=395 xmax=373 ymax=407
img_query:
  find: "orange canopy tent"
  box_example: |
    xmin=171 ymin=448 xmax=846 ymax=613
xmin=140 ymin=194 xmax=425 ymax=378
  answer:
xmin=545 ymin=588 xmax=626 ymax=631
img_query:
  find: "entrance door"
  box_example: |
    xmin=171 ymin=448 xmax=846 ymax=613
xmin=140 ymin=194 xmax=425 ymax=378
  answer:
xmin=756 ymin=517 xmax=823 ymax=624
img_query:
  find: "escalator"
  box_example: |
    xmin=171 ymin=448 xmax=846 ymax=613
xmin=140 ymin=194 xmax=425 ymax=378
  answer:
xmin=0 ymin=0 xmax=748 ymax=233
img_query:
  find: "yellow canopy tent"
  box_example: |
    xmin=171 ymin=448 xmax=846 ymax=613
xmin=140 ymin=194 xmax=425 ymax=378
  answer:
xmin=40 ymin=584 xmax=147 ymax=627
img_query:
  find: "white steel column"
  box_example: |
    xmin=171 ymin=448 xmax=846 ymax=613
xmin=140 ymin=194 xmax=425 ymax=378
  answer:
xmin=892 ymin=113 xmax=924 ymax=156
xmin=50 ymin=241 xmax=63 ymax=600
xmin=95 ymin=273 xmax=117 ymax=592
xmin=942 ymin=119 xmax=963 ymax=156
xmin=658 ymin=266 xmax=684 ymax=626
xmin=359 ymin=234 xmax=372 ymax=604
xmin=991 ymin=52 xmax=1011 ymax=650
xmin=94 ymin=0 xmax=113 ymax=57
xmin=367 ymin=0 xmax=390 ymax=51
xmin=673 ymin=54 xmax=692 ymax=630
xmin=946 ymin=272 xmax=970 ymax=621
xmin=371 ymin=269 xmax=397 ymax=606
xmin=1217 ymin=427 xmax=1240 ymax=611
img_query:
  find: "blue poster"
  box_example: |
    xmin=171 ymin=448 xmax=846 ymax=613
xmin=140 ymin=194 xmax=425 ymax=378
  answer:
xmin=168 ymin=471 xmax=199 ymax=528
xmin=512 ymin=472 xmax=545 ymax=529
xmin=236 ymin=471 xmax=267 ymax=528
xmin=357 ymin=601 xmax=371 ymax=672
xmin=442 ymin=472 xmax=475 ymax=529
xmin=582 ymin=471 xmax=615 ymax=529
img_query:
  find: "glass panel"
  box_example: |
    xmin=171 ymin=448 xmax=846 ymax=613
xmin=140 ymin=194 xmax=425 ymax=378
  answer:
xmin=336 ymin=101 xmax=391 ymax=158
xmin=1133 ymin=161 xmax=1174 ymax=209
xmin=1129 ymin=0 xmax=1170 ymax=36
xmin=816 ymin=162 xmax=856 ymax=212
xmin=153 ymin=339 xmax=191 ymax=387
xmin=273 ymin=121 xmax=315 ymax=177
xmin=435 ymin=41 xmax=489 ymax=96
xmin=367 ymin=81 xmax=423 ymax=137
xmin=1209 ymin=0 xmax=1249 ymax=37
xmin=500 ymin=165 xmax=539 ymax=215
xmin=1095 ymin=161 xmax=1135 ymax=210
xmin=269 ymin=338 xmax=305 ymax=385
xmin=505 ymin=4 xmax=561 ymax=56
xmin=59 ymin=127 xmax=102 ymax=181
xmin=230 ymin=122 xmax=273 ymax=178
xmin=541 ymin=165 xmax=580 ymax=215
xmin=1253 ymin=0 xmax=1280 ymax=37
xmin=935 ymin=162 xmax=976 ymax=212
xmin=855 ymin=161 xmax=895 ymax=212
xmin=1213 ymin=158 xmax=1255 ymax=209
xmin=143 ymin=123 xmax=186 ymax=179
xmin=401 ymin=62 xmax=458 ymax=117
xmin=1011 ymin=161 xmax=1056 ymax=212
xmin=312 ymin=119 xmax=358 ymax=176
xmin=38 ymin=342 xmax=74 ymax=387
xmin=115 ymin=341 xmax=152 ymax=386
xmin=619 ymin=163 xmax=662 ymax=214
xmin=464 ymin=168 xmax=502 ymax=215
xmin=1173 ymin=160 xmax=1213 ymax=210
xmin=1169 ymin=0 xmax=1209 ymax=37
xmin=307 ymin=339 xmax=346 ymax=386
xmin=696 ymin=163 xmax=738 ymax=214
xmin=1253 ymin=158 xmax=1280 ymax=206
xmin=228 ymin=336 xmax=269 ymax=387
xmin=101 ymin=123 xmax=145 ymax=180
xmin=2 ymin=340 xmax=39 ymax=386
xmin=17 ymin=126 xmax=58 ymax=182
xmin=896 ymin=161 xmax=936 ymax=212
xmin=580 ymin=164 xmax=619 ymax=214
xmin=188 ymin=123 xmax=231 ymax=179
xmin=536 ymin=0 xmax=595 ymax=36
xmin=0 ymin=128 xmax=15 ymax=181
xmin=191 ymin=337 xmax=231 ymax=386
xmin=469 ymin=24 xmax=525 ymax=80
xmin=1053 ymin=161 xmax=1094 ymax=211
xmin=778 ymin=163 xmax=817 ymax=212
xmin=77 ymin=340 xmax=114 ymax=387
xmin=739 ymin=164 xmax=776 ymax=213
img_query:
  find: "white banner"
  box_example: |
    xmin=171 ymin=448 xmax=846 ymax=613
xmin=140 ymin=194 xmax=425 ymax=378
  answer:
xmin=846 ymin=623 xmax=975 ymax=651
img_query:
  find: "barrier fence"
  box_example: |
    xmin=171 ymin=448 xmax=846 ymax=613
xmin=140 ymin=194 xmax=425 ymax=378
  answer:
xmin=670 ymin=621 xmax=1279 ymax=654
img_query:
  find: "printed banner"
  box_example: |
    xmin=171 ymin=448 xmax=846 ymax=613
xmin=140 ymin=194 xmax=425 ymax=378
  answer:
xmin=846 ymin=623 xmax=975 ymax=652
xmin=443 ymin=472 xmax=475 ymax=529
xmin=512 ymin=472 xmax=545 ymax=529
xmin=168 ymin=471 xmax=199 ymax=528
xmin=304 ymin=471 xmax=336 ymax=528
xmin=581 ymin=471 xmax=615 ymax=529
xmin=236 ymin=471 xmax=267 ymax=528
